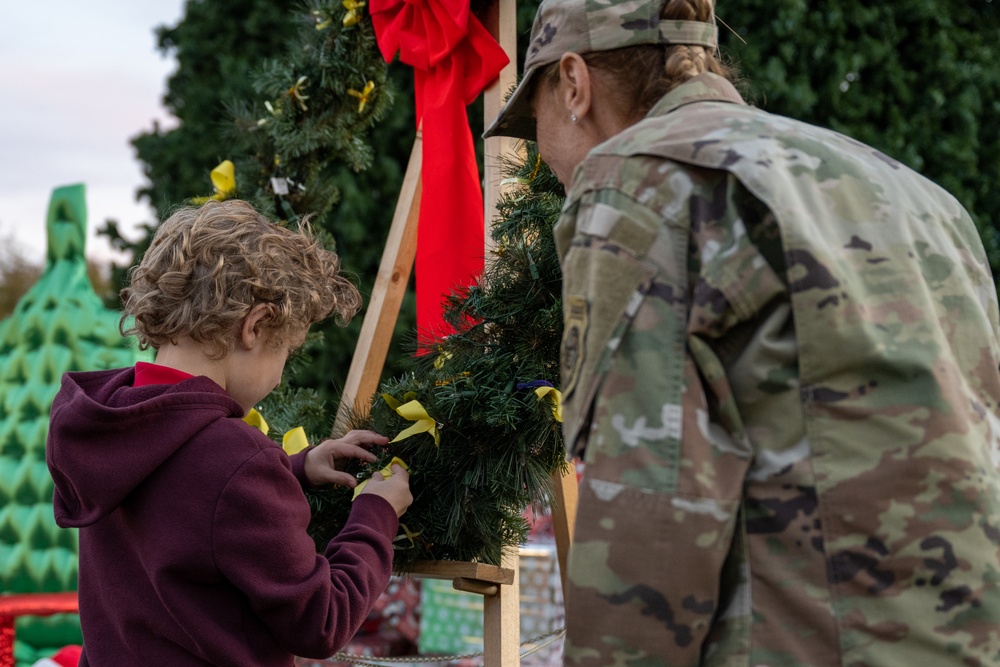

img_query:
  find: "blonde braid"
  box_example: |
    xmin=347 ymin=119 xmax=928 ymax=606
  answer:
xmin=665 ymin=45 xmax=711 ymax=81
xmin=662 ymin=0 xmax=717 ymax=84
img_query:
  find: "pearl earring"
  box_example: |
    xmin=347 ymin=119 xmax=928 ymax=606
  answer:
xmin=570 ymin=112 xmax=578 ymax=123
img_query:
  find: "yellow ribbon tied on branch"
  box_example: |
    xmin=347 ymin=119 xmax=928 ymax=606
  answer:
xmin=342 ymin=0 xmax=366 ymax=26
xmin=433 ymin=348 xmax=453 ymax=370
xmin=352 ymin=456 xmax=409 ymax=500
xmin=395 ymin=522 xmax=422 ymax=548
xmin=243 ymin=408 xmax=269 ymax=435
xmin=535 ymin=386 xmax=563 ymax=423
xmin=312 ymin=9 xmax=332 ymax=30
xmin=382 ymin=393 xmax=440 ymax=446
xmin=193 ymin=160 xmax=236 ymax=204
xmin=282 ymin=427 xmax=310 ymax=455
xmin=348 ymin=80 xmax=375 ymax=113
xmin=286 ymin=76 xmax=310 ymax=111
xmin=243 ymin=409 xmax=311 ymax=455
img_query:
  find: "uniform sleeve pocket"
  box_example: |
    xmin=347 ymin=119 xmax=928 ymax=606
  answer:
xmin=560 ymin=240 xmax=658 ymax=455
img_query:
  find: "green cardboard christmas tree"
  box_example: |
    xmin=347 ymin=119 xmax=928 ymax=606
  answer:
xmin=0 ymin=184 xmax=150 ymax=665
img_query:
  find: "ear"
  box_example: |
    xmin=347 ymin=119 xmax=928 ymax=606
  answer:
xmin=240 ymin=303 xmax=273 ymax=351
xmin=558 ymin=52 xmax=592 ymax=120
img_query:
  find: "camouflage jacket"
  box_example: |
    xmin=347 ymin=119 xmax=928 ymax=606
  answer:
xmin=556 ymin=72 xmax=1000 ymax=666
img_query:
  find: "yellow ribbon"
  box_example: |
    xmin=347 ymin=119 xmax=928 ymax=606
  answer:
xmin=243 ymin=408 xmax=269 ymax=435
xmin=243 ymin=409 xmax=310 ymax=455
xmin=282 ymin=426 xmax=310 ymax=455
xmin=434 ymin=371 xmax=470 ymax=387
xmin=193 ymin=160 xmax=236 ymax=204
xmin=347 ymin=80 xmax=375 ymax=112
xmin=433 ymin=348 xmax=453 ymax=370
xmin=394 ymin=522 xmax=422 ymax=548
xmin=312 ymin=9 xmax=332 ymax=30
xmin=382 ymin=393 xmax=441 ymax=446
xmin=530 ymin=153 xmax=543 ymax=181
xmin=534 ymin=386 xmax=563 ymax=423
xmin=352 ymin=456 xmax=409 ymax=500
xmin=286 ymin=76 xmax=310 ymax=111
xmin=342 ymin=0 xmax=366 ymax=26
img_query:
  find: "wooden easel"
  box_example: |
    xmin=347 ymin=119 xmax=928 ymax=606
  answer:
xmin=332 ymin=0 xmax=579 ymax=663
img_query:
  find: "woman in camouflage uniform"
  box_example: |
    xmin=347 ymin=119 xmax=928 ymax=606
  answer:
xmin=486 ymin=0 xmax=1000 ymax=664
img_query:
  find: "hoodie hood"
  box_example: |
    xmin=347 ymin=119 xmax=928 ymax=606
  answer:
xmin=47 ymin=367 xmax=244 ymax=527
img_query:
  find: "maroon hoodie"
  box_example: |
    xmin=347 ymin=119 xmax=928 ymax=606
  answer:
xmin=46 ymin=367 xmax=398 ymax=666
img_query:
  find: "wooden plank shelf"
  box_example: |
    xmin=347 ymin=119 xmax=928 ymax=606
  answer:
xmin=405 ymin=560 xmax=515 ymax=585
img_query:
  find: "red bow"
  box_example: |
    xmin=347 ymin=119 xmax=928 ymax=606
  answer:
xmin=371 ymin=0 xmax=509 ymax=345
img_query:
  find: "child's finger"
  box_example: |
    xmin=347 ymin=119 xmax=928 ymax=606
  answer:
xmin=332 ymin=443 xmax=378 ymax=463
xmin=314 ymin=470 xmax=360 ymax=487
xmin=338 ymin=430 xmax=390 ymax=448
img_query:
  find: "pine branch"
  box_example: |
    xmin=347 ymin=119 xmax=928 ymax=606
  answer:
xmin=226 ymin=0 xmax=392 ymax=228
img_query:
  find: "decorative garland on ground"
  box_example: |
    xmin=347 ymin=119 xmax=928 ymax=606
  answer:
xmin=305 ymin=148 xmax=567 ymax=571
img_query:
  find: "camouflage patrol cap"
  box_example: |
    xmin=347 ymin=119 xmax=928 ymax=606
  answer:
xmin=483 ymin=0 xmax=718 ymax=141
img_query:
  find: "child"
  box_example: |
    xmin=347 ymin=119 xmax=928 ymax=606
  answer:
xmin=46 ymin=199 xmax=412 ymax=666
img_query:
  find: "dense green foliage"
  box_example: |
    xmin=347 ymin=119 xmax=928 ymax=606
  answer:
xmin=717 ymin=0 xmax=1000 ymax=267
xmin=305 ymin=148 xmax=567 ymax=570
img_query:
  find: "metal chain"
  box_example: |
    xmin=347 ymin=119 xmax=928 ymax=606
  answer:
xmin=325 ymin=627 xmax=567 ymax=667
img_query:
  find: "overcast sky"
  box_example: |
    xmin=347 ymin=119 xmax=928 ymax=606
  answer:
xmin=0 ymin=1 xmax=187 ymax=266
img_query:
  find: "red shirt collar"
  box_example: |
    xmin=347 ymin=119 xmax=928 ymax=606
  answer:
xmin=134 ymin=361 xmax=196 ymax=387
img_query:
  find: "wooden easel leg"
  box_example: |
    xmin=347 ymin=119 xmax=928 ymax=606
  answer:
xmin=482 ymin=0 xmax=519 ymax=254
xmin=333 ymin=132 xmax=423 ymax=434
xmin=479 ymin=3 xmax=537 ymax=663
xmin=483 ymin=547 xmax=520 ymax=667
xmin=550 ymin=461 xmax=579 ymax=599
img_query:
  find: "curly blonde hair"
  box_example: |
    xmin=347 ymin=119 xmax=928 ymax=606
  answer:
xmin=120 ymin=199 xmax=361 ymax=359
xmin=541 ymin=0 xmax=736 ymax=122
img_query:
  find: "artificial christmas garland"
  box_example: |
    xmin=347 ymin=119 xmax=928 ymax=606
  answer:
xmin=305 ymin=148 xmax=567 ymax=571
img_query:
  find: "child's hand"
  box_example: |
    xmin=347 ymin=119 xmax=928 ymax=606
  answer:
xmin=303 ymin=430 xmax=389 ymax=487
xmin=360 ymin=464 xmax=413 ymax=518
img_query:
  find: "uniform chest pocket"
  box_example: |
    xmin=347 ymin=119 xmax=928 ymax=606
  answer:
xmin=560 ymin=237 xmax=659 ymax=455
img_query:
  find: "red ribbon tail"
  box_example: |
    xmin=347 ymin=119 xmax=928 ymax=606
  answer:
xmin=416 ymin=60 xmax=484 ymax=348
xmin=367 ymin=0 xmax=511 ymax=351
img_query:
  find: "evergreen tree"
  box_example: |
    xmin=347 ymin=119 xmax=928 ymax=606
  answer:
xmin=224 ymin=0 xmax=417 ymax=413
xmin=132 ymin=0 xmax=301 ymax=217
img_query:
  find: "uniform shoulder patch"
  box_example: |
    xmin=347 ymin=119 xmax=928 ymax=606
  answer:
xmin=562 ymin=295 xmax=589 ymax=398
